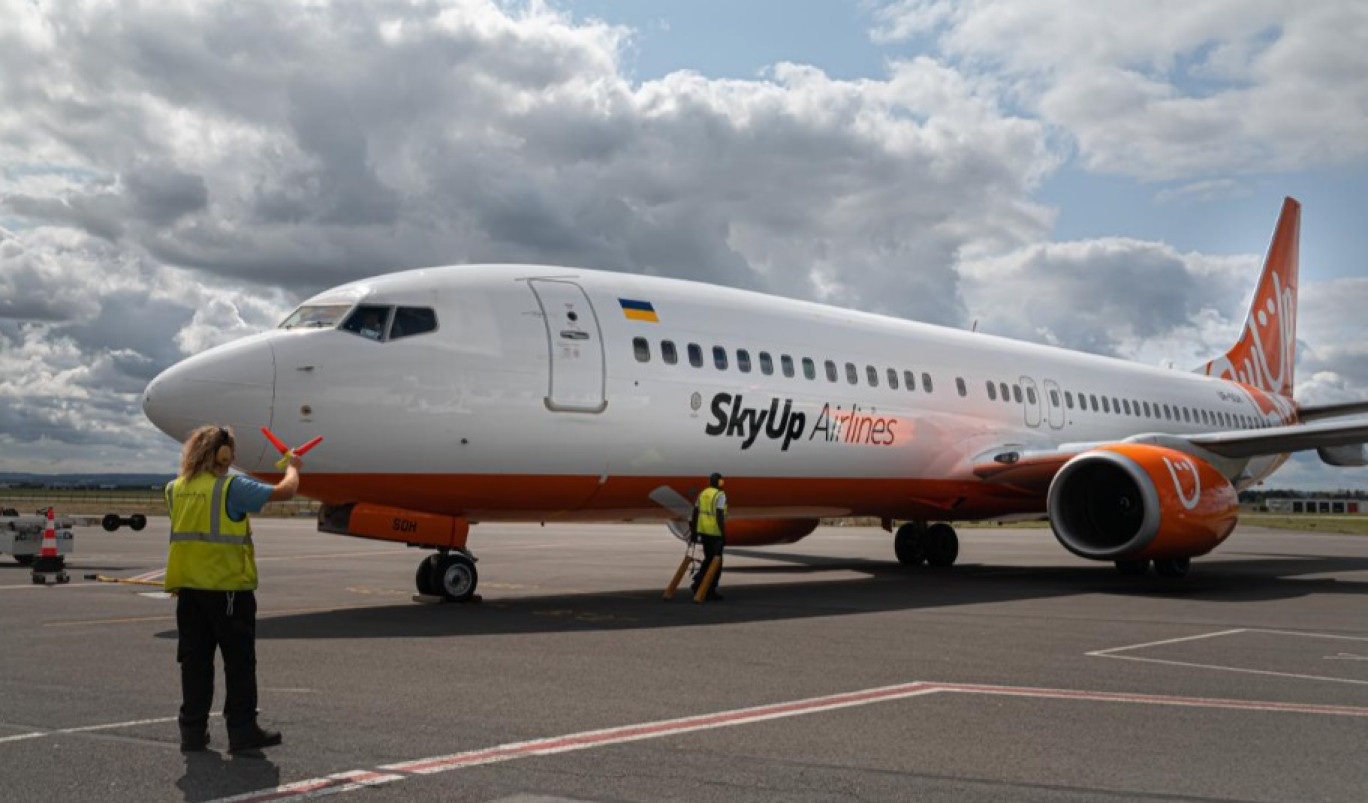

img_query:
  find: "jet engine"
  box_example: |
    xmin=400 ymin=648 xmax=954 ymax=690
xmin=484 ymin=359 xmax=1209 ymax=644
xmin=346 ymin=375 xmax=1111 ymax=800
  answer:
xmin=1046 ymin=444 xmax=1238 ymax=561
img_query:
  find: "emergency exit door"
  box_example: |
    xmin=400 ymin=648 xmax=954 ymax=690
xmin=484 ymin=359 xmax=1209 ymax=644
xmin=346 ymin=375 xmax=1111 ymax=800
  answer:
xmin=528 ymin=279 xmax=607 ymax=413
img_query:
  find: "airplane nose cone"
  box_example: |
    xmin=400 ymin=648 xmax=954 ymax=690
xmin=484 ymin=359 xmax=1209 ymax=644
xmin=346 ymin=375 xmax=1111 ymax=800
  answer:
xmin=143 ymin=333 xmax=276 ymax=468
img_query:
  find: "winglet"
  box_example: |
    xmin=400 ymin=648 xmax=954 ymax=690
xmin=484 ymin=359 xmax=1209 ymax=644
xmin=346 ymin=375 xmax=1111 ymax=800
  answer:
xmin=1198 ymin=197 xmax=1300 ymax=399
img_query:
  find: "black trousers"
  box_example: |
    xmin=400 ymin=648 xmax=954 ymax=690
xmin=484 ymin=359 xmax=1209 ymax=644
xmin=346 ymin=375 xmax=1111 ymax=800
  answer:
xmin=691 ymin=536 xmax=724 ymax=594
xmin=176 ymin=588 xmax=258 ymax=732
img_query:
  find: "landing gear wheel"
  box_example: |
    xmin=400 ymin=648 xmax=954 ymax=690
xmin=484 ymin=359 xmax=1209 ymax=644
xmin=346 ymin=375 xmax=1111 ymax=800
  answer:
xmin=433 ymin=553 xmax=479 ymax=602
xmin=102 ymin=514 xmax=120 ymax=532
xmin=1153 ymin=557 xmax=1191 ymax=578
xmin=924 ymin=523 xmax=959 ymax=567
xmin=415 ymin=554 xmax=441 ymax=596
xmin=1114 ymin=559 xmax=1149 ymax=576
xmin=893 ymin=522 xmax=926 ymax=566
xmin=129 ymin=514 xmax=147 ymax=531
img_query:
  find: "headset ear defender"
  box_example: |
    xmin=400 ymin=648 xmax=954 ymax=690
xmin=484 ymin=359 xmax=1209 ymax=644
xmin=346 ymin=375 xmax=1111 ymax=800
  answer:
xmin=214 ymin=427 xmax=234 ymax=465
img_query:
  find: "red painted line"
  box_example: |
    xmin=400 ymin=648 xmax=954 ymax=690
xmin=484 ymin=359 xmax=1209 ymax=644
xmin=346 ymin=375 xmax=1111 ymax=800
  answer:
xmin=207 ymin=679 xmax=1368 ymax=802
xmin=389 ymin=681 xmax=939 ymax=774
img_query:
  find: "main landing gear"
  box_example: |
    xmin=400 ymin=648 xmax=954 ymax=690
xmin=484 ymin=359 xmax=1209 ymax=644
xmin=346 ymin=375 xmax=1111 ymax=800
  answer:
xmin=415 ymin=549 xmax=480 ymax=602
xmin=1114 ymin=557 xmax=1191 ymax=578
xmin=894 ymin=521 xmax=959 ymax=567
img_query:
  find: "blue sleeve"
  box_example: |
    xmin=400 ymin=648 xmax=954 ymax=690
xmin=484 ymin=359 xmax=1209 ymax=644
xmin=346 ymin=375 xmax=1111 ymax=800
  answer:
xmin=226 ymin=475 xmax=275 ymax=521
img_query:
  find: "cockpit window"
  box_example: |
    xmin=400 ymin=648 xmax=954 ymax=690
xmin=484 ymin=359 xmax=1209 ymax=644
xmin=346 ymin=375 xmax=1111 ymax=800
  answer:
xmin=342 ymin=305 xmax=392 ymax=341
xmin=279 ymin=304 xmax=351 ymax=330
xmin=389 ymin=307 xmax=437 ymax=340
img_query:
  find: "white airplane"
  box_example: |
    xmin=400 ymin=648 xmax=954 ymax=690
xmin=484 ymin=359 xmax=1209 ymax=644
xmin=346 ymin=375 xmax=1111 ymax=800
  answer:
xmin=143 ymin=198 xmax=1368 ymax=600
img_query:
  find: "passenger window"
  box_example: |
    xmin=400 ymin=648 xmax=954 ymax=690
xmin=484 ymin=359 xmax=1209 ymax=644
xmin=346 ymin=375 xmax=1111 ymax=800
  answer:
xmin=662 ymin=340 xmax=678 ymax=365
xmin=390 ymin=307 xmax=437 ymax=339
xmin=1049 ymin=389 xmax=1059 ymax=407
xmin=922 ymin=373 xmax=933 ymax=393
xmin=986 ymin=381 xmax=997 ymax=401
xmin=759 ymin=352 xmax=773 ymax=375
xmin=342 ymin=304 xmax=392 ymax=341
xmin=1111 ymin=397 xmax=1120 ymax=414
xmin=781 ymin=355 xmax=795 ymax=378
xmin=1122 ymin=399 xmax=1132 ymax=415
xmin=688 ymin=343 xmax=703 ymax=368
xmin=713 ymin=346 xmax=728 ymax=370
xmin=1182 ymin=408 xmax=1191 ymax=423
xmin=1000 ymin=382 xmax=1010 ymax=402
xmin=1012 ymin=385 xmax=1023 ymax=404
xmin=845 ymin=362 xmax=858 ymax=385
xmin=906 ymin=371 xmax=917 ymax=391
xmin=825 ymin=360 xmax=838 ymax=382
xmin=1142 ymin=401 xmax=1151 ymax=417
xmin=1026 ymin=387 xmax=1037 ymax=405
xmin=633 ymin=337 xmax=650 ymax=363
xmin=803 ymin=358 xmax=816 ymax=380
xmin=1102 ymin=397 xmax=1111 ymax=413
xmin=1064 ymin=391 xmax=1073 ymax=409
xmin=956 ymin=377 xmax=967 ymax=397
xmin=888 ymin=369 xmax=900 ymax=390
xmin=867 ymin=365 xmax=879 ymax=387
xmin=1162 ymin=404 xmax=1171 ymax=419
xmin=737 ymin=349 xmax=752 ymax=373
xmin=1090 ymin=394 xmax=1099 ymax=411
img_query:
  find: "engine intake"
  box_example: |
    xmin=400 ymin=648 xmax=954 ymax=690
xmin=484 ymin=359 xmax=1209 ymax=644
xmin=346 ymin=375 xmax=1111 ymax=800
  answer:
xmin=1047 ymin=445 xmax=1238 ymax=561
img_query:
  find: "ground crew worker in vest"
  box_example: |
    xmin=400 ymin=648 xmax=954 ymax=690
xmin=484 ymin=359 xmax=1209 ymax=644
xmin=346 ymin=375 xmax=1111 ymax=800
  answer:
xmin=690 ymin=472 xmax=727 ymax=601
xmin=165 ymin=425 xmax=302 ymax=753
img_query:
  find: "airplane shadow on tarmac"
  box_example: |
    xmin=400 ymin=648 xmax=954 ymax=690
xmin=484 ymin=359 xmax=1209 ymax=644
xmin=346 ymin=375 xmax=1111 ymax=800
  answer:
xmin=146 ymin=549 xmax=1368 ymax=642
xmin=175 ymin=751 xmax=279 ymax=803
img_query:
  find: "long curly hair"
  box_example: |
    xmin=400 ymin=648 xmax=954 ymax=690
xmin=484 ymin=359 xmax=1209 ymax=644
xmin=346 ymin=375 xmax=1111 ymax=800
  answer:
xmin=179 ymin=425 xmax=234 ymax=478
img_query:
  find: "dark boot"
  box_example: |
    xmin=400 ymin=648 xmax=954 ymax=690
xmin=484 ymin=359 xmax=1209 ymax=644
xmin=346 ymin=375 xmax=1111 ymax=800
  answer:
xmin=228 ymin=723 xmax=282 ymax=753
xmin=179 ymin=726 xmax=210 ymax=752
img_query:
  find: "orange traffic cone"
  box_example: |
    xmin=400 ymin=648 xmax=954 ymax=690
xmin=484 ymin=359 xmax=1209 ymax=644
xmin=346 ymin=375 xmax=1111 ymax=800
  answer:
xmin=31 ymin=507 xmax=69 ymax=585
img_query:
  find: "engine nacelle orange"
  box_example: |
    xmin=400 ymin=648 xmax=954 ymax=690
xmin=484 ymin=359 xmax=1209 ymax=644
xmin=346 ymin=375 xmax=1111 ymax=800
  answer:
xmin=1046 ymin=444 xmax=1238 ymax=561
xmin=724 ymin=518 xmax=820 ymax=546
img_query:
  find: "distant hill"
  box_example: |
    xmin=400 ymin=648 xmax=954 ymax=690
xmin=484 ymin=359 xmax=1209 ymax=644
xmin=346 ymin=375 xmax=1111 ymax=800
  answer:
xmin=0 ymin=472 xmax=175 ymax=488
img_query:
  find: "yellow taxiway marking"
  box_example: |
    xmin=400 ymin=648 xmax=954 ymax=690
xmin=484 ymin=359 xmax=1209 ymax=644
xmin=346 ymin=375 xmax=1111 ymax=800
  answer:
xmin=43 ymin=602 xmax=384 ymax=628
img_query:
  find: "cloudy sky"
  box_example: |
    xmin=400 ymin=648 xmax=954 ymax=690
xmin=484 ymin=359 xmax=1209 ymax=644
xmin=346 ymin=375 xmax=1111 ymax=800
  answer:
xmin=1 ymin=0 xmax=1365 ymax=489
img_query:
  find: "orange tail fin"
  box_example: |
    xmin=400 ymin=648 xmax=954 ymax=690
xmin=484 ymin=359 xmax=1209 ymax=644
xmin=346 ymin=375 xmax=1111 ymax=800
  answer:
xmin=1198 ymin=197 xmax=1300 ymax=398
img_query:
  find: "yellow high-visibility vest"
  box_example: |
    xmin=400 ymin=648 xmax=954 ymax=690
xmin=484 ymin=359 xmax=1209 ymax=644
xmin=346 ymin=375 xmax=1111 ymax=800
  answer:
xmin=695 ymin=487 xmax=725 ymax=537
xmin=164 ymin=473 xmax=257 ymax=592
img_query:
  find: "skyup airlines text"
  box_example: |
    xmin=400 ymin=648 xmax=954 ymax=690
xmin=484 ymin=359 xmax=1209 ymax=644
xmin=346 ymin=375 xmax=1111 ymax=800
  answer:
xmin=704 ymin=393 xmax=897 ymax=451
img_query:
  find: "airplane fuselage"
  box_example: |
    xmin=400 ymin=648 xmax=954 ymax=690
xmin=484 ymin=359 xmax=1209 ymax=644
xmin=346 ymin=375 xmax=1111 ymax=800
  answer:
xmin=144 ymin=264 xmax=1293 ymax=523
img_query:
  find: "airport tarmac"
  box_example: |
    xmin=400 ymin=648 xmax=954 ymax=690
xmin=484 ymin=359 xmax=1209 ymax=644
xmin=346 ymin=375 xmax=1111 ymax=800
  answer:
xmin=2 ymin=519 xmax=1366 ymax=803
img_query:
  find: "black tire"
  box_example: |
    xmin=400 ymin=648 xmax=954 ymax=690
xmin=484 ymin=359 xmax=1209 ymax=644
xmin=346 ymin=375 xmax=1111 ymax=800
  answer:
xmin=433 ymin=554 xmax=478 ymax=602
xmin=102 ymin=514 xmax=121 ymax=532
xmin=129 ymin=514 xmax=147 ymax=531
xmin=14 ymin=554 xmax=35 ymax=566
xmin=1153 ymin=557 xmax=1191 ymax=578
xmin=415 ymin=555 xmax=440 ymax=596
xmin=1114 ymin=559 xmax=1149 ymax=576
xmin=924 ymin=523 xmax=959 ymax=567
xmin=893 ymin=522 xmax=926 ymax=566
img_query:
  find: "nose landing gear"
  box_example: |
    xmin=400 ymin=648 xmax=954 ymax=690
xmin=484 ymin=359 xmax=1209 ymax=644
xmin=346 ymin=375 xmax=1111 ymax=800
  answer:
xmin=415 ymin=550 xmax=479 ymax=602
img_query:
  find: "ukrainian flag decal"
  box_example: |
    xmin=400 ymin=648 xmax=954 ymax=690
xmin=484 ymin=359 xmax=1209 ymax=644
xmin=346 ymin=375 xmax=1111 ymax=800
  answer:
xmin=619 ymin=298 xmax=659 ymax=323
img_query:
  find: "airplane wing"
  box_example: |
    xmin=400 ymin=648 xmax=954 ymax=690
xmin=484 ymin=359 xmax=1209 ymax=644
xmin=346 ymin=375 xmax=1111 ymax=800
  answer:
xmin=1187 ymin=419 xmax=1368 ymax=459
xmin=973 ymin=418 xmax=1368 ymax=493
xmin=1296 ymin=400 xmax=1368 ymax=422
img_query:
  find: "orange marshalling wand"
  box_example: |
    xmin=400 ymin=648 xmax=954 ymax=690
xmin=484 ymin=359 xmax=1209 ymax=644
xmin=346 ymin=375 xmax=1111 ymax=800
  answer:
xmin=261 ymin=427 xmax=323 ymax=468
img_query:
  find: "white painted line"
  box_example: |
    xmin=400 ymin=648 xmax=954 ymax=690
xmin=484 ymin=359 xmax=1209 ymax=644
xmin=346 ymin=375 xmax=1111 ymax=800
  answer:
xmin=1089 ymin=654 xmax=1368 ymax=686
xmin=204 ymin=679 xmax=1368 ymax=803
xmin=0 ymin=715 xmax=190 ymax=744
xmin=1089 ymin=628 xmax=1368 ymax=686
xmin=1087 ymin=628 xmax=1247 ymax=656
